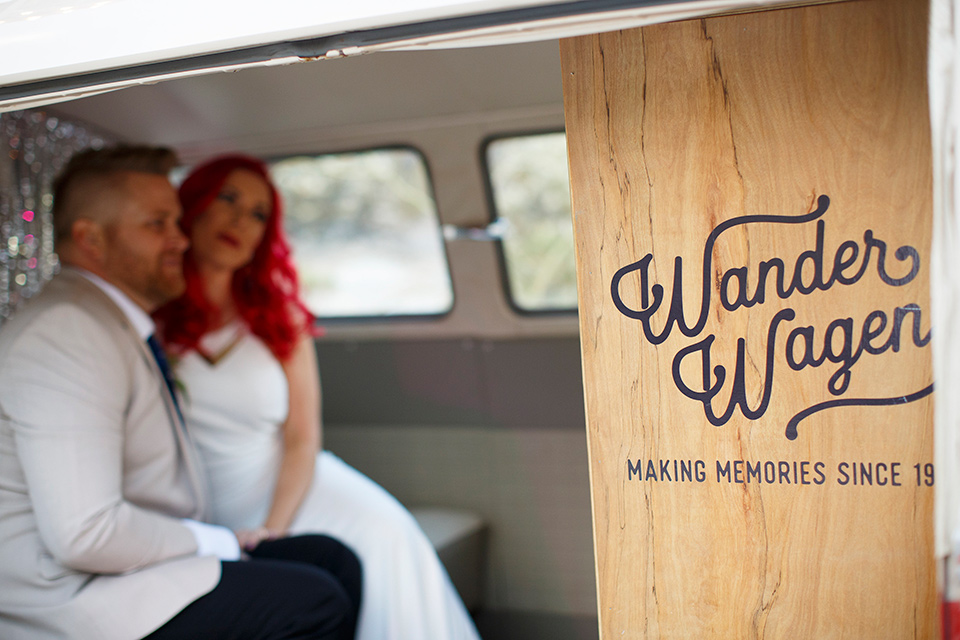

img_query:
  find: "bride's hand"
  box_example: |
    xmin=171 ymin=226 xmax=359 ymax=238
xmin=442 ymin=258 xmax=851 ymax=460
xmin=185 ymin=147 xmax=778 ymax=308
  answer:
xmin=235 ymin=527 xmax=283 ymax=551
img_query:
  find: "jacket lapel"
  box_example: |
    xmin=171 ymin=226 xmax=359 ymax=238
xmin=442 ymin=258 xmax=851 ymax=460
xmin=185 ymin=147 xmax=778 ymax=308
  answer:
xmin=63 ymin=269 xmax=210 ymax=520
xmin=132 ymin=330 xmax=210 ymax=520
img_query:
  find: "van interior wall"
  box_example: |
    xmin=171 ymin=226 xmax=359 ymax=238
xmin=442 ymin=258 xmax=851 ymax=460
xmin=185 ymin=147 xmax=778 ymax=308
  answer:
xmin=308 ymin=96 xmax=600 ymax=621
xmin=41 ymin=41 xmax=599 ymax=632
xmin=301 ymin=96 xmax=599 ymax=628
xmin=320 ymin=337 xmax=596 ymax=619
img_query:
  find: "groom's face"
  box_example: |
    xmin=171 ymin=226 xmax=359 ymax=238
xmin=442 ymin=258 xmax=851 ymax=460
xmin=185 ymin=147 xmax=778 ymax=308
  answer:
xmin=100 ymin=172 xmax=189 ymax=311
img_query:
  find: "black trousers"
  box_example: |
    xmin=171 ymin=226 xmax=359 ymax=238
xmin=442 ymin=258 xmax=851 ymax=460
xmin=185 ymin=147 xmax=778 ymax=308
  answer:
xmin=143 ymin=534 xmax=362 ymax=640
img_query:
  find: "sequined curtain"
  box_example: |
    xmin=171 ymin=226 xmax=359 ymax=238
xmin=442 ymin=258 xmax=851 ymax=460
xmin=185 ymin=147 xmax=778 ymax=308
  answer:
xmin=0 ymin=110 xmax=112 ymax=325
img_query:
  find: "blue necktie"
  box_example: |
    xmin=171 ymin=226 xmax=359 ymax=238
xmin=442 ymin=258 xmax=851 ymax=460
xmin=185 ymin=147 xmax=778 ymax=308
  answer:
xmin=146 ymin=334 xmax=184 ymax=423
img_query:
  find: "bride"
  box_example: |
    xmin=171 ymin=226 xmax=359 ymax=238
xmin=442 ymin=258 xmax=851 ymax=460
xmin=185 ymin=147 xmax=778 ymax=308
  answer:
xmin=155 ymin=154 xmax=481 ymax=640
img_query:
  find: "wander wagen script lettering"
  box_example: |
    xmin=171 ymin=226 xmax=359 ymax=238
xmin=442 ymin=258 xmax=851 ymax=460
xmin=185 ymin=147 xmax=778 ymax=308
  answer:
xmin=610 ymin=196 xmax=934 ymax=440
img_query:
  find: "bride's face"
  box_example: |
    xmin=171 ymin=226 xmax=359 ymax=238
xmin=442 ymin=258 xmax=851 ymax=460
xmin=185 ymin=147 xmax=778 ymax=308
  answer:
xmin=190 ymin=169 xmax=272 ymax=272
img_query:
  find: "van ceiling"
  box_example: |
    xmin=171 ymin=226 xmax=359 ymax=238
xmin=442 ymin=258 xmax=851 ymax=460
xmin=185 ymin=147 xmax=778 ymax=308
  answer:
xmin=49 ymin=40 xmax=563 ymax=160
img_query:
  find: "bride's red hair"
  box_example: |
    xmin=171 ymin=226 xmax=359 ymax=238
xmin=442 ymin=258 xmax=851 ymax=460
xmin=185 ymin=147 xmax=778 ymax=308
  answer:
xmin=155 ymin=154 xmax=316 ymax=361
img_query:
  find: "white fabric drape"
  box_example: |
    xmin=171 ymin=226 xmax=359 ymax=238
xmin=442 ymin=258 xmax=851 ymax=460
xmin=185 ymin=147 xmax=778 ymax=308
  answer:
xmin=930 ymin=0 xmax=960 ymax=586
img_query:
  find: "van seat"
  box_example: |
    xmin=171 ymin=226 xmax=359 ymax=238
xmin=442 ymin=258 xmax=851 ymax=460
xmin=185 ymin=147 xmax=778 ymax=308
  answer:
xmin=410 ymin=507 xmax=486 ymax=612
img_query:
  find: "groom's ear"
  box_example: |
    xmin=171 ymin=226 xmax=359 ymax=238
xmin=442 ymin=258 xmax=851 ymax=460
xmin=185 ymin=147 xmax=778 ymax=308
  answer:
xmin=70 ymin=218 xmax=108 ymax=263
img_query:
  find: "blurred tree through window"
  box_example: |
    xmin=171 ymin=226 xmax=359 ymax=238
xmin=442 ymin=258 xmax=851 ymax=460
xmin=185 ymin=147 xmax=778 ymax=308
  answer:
xmin=270 ymin=149 xmax=453 ymax=318
xmin=485 ymin=132 xmax=577 ymax=312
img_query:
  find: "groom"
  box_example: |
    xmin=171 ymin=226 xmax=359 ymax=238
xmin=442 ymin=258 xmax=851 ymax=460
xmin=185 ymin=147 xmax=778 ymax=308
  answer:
xmin=0 ymin=145 xmax=360 ymax=639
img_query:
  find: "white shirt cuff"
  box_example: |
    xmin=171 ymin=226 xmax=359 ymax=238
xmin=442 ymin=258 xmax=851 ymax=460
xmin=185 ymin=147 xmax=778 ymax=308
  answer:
xmin=181 ymin=519 xmax=241 ymax=561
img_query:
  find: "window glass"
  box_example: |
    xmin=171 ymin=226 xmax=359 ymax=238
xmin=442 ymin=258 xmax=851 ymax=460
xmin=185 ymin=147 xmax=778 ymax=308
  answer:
xmin=485 ymin=132 xmax=577 ymax=312
xmin=269 ymin=148 xmax=453 ymax=318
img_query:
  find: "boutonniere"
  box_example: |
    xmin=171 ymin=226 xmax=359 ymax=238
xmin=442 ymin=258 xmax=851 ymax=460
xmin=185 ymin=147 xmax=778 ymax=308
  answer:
xmin=167 ymin=353 xmax=190 ymax=405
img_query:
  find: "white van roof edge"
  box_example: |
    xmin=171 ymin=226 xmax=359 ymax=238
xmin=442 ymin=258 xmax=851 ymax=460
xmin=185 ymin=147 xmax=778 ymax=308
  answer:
xmin=0 ymin=0 xmax=828 ymax=114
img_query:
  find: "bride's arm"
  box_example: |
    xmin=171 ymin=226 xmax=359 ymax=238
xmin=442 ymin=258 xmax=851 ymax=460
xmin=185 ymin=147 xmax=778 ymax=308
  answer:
xmin=262 ymin=332 xmax=322 ymax=535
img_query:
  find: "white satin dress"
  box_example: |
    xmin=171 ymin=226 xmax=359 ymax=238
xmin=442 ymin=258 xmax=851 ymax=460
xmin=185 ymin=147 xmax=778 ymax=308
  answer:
xmin=176 ymin=321 xmax=481 ymax=640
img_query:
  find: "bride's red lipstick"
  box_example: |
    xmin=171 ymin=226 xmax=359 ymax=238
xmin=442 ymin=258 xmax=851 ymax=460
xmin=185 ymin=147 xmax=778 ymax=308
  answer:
xmin=218 ymin=232 xmax=240 ymax=248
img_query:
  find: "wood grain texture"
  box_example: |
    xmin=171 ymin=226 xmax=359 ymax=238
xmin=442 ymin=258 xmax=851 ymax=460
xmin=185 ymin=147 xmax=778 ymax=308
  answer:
xmin=561 ymin=1 xmax=935 ymax=637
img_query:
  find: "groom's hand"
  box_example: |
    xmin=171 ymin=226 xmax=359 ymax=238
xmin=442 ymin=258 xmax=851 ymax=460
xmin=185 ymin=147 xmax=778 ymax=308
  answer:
xmin=235 ymin=527 xmax=283 ymax=551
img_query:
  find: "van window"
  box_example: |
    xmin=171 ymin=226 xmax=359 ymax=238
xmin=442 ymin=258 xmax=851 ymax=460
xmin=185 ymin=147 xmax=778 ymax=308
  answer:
xmin=269 ymin=148 xmax=453 ymax=319
xmin=484 ymin=131 xmax=577 ymax=312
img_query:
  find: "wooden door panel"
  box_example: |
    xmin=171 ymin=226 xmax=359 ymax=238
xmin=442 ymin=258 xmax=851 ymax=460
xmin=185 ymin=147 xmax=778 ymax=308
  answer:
xmin=561 ymin=0 xmax=935 ymax=637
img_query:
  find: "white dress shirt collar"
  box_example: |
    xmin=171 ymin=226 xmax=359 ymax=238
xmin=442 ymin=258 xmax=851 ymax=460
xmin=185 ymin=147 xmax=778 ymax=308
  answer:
xmin=74 ymin=268 xmax=156 ymax=340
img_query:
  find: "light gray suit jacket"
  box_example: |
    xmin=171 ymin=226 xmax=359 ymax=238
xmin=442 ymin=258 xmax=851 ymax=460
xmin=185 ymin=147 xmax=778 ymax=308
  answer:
xmin=0 ymin=268 xmax=221 ymax=640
